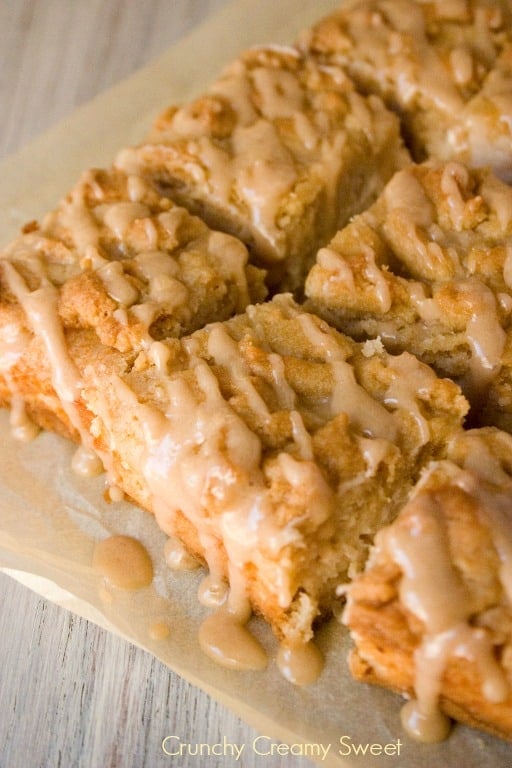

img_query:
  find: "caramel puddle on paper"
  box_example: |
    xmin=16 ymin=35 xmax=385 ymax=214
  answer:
xmin=148 ymin=620 xmax=171 ymax=641
xmin=105 ymin=485 xmax=125 ymax=503
xmin=197 ymin=574 xmax=229 ymax=607
xmin=277 ymin=640 xmax=324 ymax=686
xmin=92 ymin=534 xmax=154 ymax=590
xmin=71 ymin=445 xmax=104 ymax=478
xmin=164 ymin=536 xmax=201 ymax=571
xmin=9 ymin=396 xmax=40 ymax=443
xmin=197 ymin=574 xmax=268 ymax=671
xmin=199 ymin=605 xmax=268 ymax=672
xmin=197 ymin=575 xmax=323 ymax=682
xmin=93 ymin=536 xmax=172 ymax=642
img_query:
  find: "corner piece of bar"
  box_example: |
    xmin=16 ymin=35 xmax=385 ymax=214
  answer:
xmin=115 ymin=45 xmax=409 ymax=291
xmin=298 ymin=0 xmax=512 ymax=181
xmin=343 ymin=426 xmax=512 ymax=742
xmin=0 ymin=165 xmax=266 ymax=439
xmin=305 ymin=160 xmax=512 ymax=430
xmin=76 ymin=294 xmax=468 ymax=645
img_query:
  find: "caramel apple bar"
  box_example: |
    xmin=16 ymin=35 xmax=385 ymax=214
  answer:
xmin=4 ymin=0 xmax=512 ymax=748
xmin=0 ymin=165 xmax=266 ymax=439
xmin=115 ymin=45 xmax=409 ymax=290
xmin=298 ymin=0 xmax=512 ymax=181
xmin=305 ymin=160 xmax=512 ymax=429
xmin=78 ymin=295 xmax=467 ymax=647
xmin=0 ymin=233 xmax=468 ymax=650
xmin=343 ymin=427 xmax=512 ymax=742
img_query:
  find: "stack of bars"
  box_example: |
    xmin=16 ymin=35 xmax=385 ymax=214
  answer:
xmin=2 ymin=0 xmax=512 ymax=746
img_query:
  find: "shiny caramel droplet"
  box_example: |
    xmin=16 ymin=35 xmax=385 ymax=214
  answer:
xmin=198 ymin=608 xmax=267 ymax=671
xmin=72 ymin=445 xmax=104 ymax=477
xmin=9 ymin=398 xmax=40 ymax=442
xmin=197 ymin=575 xmax=229 ymax=607
xmin=92 ymin=535 xmax=154 ymax=590
xmin=164 ymin=537 xmax=201 ymax=571
xmin=400 ymin=699 xmax=452 ymax=743
xmin=276 ymin=640 xmax=324 ymax=686
xmin=149 ymin=620 xmax=171 ymax=641
xmin=107 ymin=485 xmax=125 ymax=503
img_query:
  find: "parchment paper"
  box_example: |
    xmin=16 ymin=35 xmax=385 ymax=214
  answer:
xmin=0 ymin=1 xmax=511 ymax=765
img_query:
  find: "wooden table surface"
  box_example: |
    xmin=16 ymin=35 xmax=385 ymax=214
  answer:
xmin=0 ymin=3 xmax=316 ymax=767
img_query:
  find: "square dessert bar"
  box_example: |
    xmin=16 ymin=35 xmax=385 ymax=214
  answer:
xmin=115 ymin=45 xmax=409 ymax=290
xmin=76 ymin=295 xmax=467 ymax=646
xmin=344 ymin=426 xmax=512 ymax=742
xmin=0 ymin=202 xmax=469 ymax=647
xmin=0 ymin=166 xmax=266 ymax=440
xmin=298 ymin=0 xmax=512 ymax=181
xmin=305 ymin=160 xmax=512 ymax=430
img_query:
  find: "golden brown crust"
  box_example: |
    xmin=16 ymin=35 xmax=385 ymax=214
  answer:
xmin=3 ymin=3 xmax=512 ymax=747
xmin=0 ymin=165 xmax=266 ymax=443
xmin=0 ymin=262 xmax=468 ymax=643
xmin=115 ymin=45 xmax=409 ymax=290
xmin=344 ymin=430 xmax=512 ymax=740
xmin=79 ymin=297 xmax=466 ymax=641
xmin=298 ymin=0 xmax=512 ymax=181
xmin=305 ymin=160 xmax=512 ymax=429
xmin=2 ymin=166 xmax=266 ymax=352
xmin=349 ymin=647 xmax=512 ymax=741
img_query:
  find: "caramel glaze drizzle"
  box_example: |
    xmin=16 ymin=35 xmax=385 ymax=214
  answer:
xmin=0 ymin=222 xmax=466 ymax=682
xmin=364 ymin=431 xmax=512 ymax=742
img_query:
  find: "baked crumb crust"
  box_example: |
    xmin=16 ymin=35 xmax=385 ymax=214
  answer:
xmin=0 ymin=266 xmax=469 ymax=643
xmin=305 ymin=160 xmax=512 ymax=429
xmin=115 ymin=45 xmax=409 ymax=290
xmin=1 ymin=0 xmax=512 ymax=745
xmin=298 ymin=0 xmax=512 ymax=181
xmin=344 ymin=428 xmax=512 ymax=741
xmin=0 ymin=166 xmax=266 ymax=435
